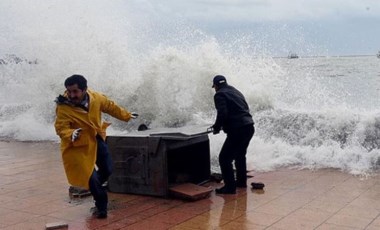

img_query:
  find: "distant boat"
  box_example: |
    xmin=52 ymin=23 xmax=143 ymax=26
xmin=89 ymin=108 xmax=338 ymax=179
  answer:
xmin=377 ymin=51 xmax=380 ymax=58
xmin=288 ymin=53 xmax=299 ymax=59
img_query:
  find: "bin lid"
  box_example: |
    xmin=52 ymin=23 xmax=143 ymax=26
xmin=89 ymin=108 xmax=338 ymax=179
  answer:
xmin=149 ymin=130 xmax=211 ymax=140
xmin=112 ymin=124 xmax=212 ymax=140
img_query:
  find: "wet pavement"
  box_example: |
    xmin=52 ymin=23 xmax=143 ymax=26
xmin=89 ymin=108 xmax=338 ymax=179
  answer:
xmin=0 ymin=141 xmax=380 ymax=229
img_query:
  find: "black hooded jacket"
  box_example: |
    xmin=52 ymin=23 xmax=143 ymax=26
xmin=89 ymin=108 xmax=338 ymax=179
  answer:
xmin=213 ymin=84 xmax=254 ymax=133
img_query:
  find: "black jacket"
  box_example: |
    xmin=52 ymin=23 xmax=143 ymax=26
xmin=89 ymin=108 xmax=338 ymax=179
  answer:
xmin=213 ymin=84 xmax=254 ymax=133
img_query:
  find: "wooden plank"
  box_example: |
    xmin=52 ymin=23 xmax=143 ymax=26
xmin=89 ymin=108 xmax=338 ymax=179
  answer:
xmin=169 ymin=183 xmax=213 ymax=201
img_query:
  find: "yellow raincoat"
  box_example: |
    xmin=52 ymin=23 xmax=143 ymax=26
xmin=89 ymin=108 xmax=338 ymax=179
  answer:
xmin=54 ymin=89 xmax=132 ymax=189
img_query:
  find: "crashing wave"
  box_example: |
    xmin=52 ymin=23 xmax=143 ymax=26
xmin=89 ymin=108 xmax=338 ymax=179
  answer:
xmin=0 ymin=54 xmax=38 ymax=65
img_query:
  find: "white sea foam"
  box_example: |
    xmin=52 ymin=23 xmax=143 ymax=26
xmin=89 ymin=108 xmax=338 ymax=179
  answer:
xmin=1 ymin=0 xmax=379 ymax=174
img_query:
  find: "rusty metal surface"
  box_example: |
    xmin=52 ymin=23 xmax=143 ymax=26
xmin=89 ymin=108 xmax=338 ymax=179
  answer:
xmin=107 ymin=126 xmax=211 ymax=197
xmin=119 ymin=124 xmax=212 ymax=138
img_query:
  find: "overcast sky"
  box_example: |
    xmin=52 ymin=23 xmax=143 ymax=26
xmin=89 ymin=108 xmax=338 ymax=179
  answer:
xmin=149 ymin=0 xmax=380 ymax=22
xmin=137 ymin=0 xmax=380 ymax=56
xmin=1 ymin=0 xmax=379 ymax=57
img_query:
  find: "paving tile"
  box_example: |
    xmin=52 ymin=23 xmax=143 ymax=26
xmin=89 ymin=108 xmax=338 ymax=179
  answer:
xmin=235 ymin=211 xmax=284 ymax=226
xmin=47 ymin=206 xmax=91 ymax=221
xmin=304 ymin=199 xmax=349 ymax=214
xmin=170 ymin=203 xmax=209 ymax=216
xmin=336 ymin=204 xmax=380 ymax=220
xmin=120 ymin=219 xmax=174 ymax=230
xmin=366 ymin=225 xmax=380 ymax=230
xmin=183 ymin=197 xmax=217 ymax=208
xmin=290 ymin=208 xmax=333 ymax=221
xmin=270 ymin=208 xmax=332 ymax=230
xmin=326 ymin=213 xmax=374 ymax=229
xmin=146 ymin=207 xmax=200 ymax=225
xmin=1 ymin=216 xmax=67 ymax=230
xmin=270 ymin=217 xmax=321 ymax=230
xmin=0 ymin=176 xmax=15 ymax=186
xmin=0 ymin=195 xmax=17 ymax=206
xmin=1 ymin=141 xmax=380 ymax=230
xmin=265 ymin=193 xmax=312 ymax=208
xmin=0 ymin=210 xmax=40 ymax=227
xmin=219 ymin=220 xmax=267 ymax=230
xmin=173 ymin=214 xmax=229 ymax=229
xmin=337 ymin=176 xmax=376 ymax=190
xmin=0 ymin=206 xmax=13 ymax=216
xmin=94 ymin=213 xmax=146 ymax=229
xmin=17 ymin=201 xmax=68 ymax=215
xmin=134 ymin=203 xmax=174 ymax=218
xmin=169 ymin=225 xmax=198 ymax=230
xmin=223 ymin=195 xmax=260 ymax=210
xmin=245 ymin=190 xmax=281 ymax=207
xmin=360 ymin=185 xmax=380 ymax=200
xmin=254 ymin=202 xmax=300 ymax=216
xmin=369 ymin=216 xmax=380 ymax=226
xmin=349 ymin=197 xmax=380 ymax=209
xmin=68 ymin=220 xmax=99 ymax=230
xmin=315 ymin=223 xmax=361 ymax=230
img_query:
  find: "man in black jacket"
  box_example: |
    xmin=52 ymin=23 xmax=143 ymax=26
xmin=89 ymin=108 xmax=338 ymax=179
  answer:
xmin=211 ymin=75 xmax=255 ymax=194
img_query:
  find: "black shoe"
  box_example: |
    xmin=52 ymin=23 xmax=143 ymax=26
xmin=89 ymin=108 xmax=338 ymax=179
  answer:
xmin=96 ymin=210 xmax=107 ymax=219
xmin=215 ymin=186 xmax=236 ymax=194
xmin=91 ymin=207 xmax=108 ymax=219
xmin=251 ymin=182 xmax=265 ymax=189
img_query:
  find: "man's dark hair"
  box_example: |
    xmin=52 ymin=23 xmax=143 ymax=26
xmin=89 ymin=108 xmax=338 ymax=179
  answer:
xmin=64 ymin=74 xmax=87 ymax=90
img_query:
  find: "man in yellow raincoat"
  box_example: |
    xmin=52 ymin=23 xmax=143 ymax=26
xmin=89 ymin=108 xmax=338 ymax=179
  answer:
xmin=54 ymin=74 xmax=137 ymax=219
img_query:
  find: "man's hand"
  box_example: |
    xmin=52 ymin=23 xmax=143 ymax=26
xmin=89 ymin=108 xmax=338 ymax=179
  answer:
xmin=71 ymin=128 xmax=82 ymax=142
xmin=131 ymin=112 xmax=139 ymax=119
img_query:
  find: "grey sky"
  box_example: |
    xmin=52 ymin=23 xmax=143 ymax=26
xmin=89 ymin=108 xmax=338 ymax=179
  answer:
xmin=1 ymin=0 xmax=379 ymax=57
xmin=150 ymin=0 xmax=380 ymax=21
xmin=141 ymin=0 xmax=380 ymax=56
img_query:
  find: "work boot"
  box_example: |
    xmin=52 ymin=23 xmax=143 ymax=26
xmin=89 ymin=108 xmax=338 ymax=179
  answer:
xmin=96 ymin=210 xmax=107 ymax=219
xmin=91 ymin=207 xmax=108 ymax=219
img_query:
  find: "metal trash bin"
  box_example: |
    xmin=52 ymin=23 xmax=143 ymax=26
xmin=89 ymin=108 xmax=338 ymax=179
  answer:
xmin=106 ymin=126 xmax=211 ymax=197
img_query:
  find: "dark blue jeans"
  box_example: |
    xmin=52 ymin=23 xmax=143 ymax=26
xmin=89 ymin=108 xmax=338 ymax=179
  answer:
xmin=89 ymin=135 xmax=113 ymax=212
xmin=219 ymin=125 xmax=254 ymax=190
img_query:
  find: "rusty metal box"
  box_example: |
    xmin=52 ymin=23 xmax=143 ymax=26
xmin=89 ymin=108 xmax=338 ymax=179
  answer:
xmin=106 ymin=126 xmax=211 ymax=197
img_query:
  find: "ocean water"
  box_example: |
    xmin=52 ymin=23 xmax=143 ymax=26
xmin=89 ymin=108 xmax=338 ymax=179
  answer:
xmin=1 ymin=0 xmax=380 ymax=175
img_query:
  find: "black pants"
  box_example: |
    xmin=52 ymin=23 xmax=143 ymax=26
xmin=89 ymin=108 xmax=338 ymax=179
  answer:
xmin=219 ymin=124 xmax=254 ymax=190
xmin=89 ymin=135 xmax=113 ymax=212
